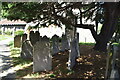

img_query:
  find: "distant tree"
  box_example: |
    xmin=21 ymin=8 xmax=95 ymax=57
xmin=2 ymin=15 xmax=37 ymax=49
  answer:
xmin=2 ymin=2 xmax=120 ymax=52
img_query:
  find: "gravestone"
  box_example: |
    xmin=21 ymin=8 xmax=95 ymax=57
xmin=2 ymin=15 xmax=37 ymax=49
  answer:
xmin=76 ymin=33 xmax=80 ymax=57
xmin=29 ymin=31 xmax=35 ymax=46
xmin=110 ymin=69 xmax=119 ymax=80
xmin=51 ymin=35 xmax=60 ymax=55
xmin=21 ymin=40 xmax=33 ymax=59
xmin=68 ymin=39 xmax=78 ymax=69
xmin=14 ymin=35 xmax=22 ymax=48
xmin=61 ymin=34 xmax=70 ymax=52
xmin=21 ymin=34 xmax=27 ymax=43
xmin=33 ymin=36 xmax=52 ymax=72
xmin=34 ymin=31 xmax=40 ymax=42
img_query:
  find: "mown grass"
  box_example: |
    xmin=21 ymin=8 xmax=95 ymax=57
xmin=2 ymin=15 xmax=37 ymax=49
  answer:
xmin=0 ymin=35 xmax=12 ymax=41
xmin=9 ymin=41 xmax=33 ymax=78
xmin=79 ymin=42 xmax=95 ymax=45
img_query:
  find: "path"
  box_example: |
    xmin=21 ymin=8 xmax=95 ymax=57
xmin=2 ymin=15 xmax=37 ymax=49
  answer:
xmin=0 ymin=38 xmax=15 ymax=80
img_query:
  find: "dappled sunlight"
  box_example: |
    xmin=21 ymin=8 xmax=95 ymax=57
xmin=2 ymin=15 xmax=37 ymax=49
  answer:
xmin=10 ymin=44 xmax=107 ymax=79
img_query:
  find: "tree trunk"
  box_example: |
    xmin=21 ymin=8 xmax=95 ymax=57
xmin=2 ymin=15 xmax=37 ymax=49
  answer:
xmin=93 ymin=2 xmax=119 ymax=52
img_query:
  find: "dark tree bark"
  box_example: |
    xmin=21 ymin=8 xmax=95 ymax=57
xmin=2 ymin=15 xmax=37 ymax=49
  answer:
xmin=93 ymin=2 xmax=120 ymax=52
xmin=75 ymin=2 xmax=120 ymax=52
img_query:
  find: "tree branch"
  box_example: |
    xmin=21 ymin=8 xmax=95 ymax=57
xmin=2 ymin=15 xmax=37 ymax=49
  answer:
xmin=75 ymin=24 xmax=98 ymax=42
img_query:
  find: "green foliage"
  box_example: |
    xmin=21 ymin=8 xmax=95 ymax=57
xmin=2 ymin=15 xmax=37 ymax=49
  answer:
xmin=15 ymin=30 xmax=24 ymax=36
xmin=4 ymin=30 xmax=12 ymax=35
xmin=112 ymin=42 xmax=120 ymax=46
xmin=0 ymin=35 xmax=12 ymax=41
xmin=8 ymin=41 xmax=14 ymax=46
xmin=49 ymin=74 xmax=56 ymax=78
xmin=79 ymin=42 xmax=95 ymax=45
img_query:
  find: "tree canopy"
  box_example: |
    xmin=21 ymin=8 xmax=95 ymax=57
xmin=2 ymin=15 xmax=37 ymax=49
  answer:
xmin=2 ymin=2 xmax=120 ymax=52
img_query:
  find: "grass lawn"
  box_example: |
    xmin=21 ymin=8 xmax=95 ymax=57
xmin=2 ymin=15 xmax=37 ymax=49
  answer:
xmin=9 ymin=41 xmax=107 ymax=79
xmin=0 ymin=35 xmax=13 ymax=41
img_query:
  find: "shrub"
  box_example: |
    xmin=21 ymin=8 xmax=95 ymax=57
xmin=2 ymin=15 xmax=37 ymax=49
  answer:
xmin=15 ymin=30 xmax=24 ymax=36
xmin=4 ymin=30 xmax=12 ymax=35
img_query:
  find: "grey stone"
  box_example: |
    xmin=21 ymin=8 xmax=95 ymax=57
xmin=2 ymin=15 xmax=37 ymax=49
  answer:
xmin=14 ymin=35 xmax=22 ymax=48
xmin=21 ymin=34 xmax=27 ymax=43
xmin=51 ymin=35 xmax=60 ymax=55
xmin=110 ymin=69 xmax=119 ymax=80
xmin=68 ymin=39 xmax=78 ymax=69
xmin=21 ymin=40 xmax=33 ymax=59
xmin=29 ymin=31 xmax=35 ymax=45
xmin=61 ymin=34 xmax=70 ymax=52
xmin=76 ymin=33 xmax=80 ymax=57
xmin=33 ymin=36 xmax=52 ymax=72
xmin=34 ymin=31 xmax=40 ymax=42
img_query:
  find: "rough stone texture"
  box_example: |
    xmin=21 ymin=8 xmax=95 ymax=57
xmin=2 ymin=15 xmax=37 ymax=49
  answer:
xmin=14 ymin=35 xmax=22 ymax=48
xmin=110 ymin=69 xmax=119 ymax=79
xmin=61 ymin=34 xmax=70 ymax=52
xmin=21 ymin=34 xmax=27 ymax=43
xmin=34 ymin=31 xmax=40 ymax=42
xmin=51 ymin=35 xmax=60 ymax=55
xmin=33 ymin=36 xmax=52 ymax=72
xmin=29 ymin=31 xmax=35 ymax=46
xmin=29 ymin=31 xmax=40 ymax=46
xmin=68 ymin=39 xmax=78 ymax=69
xmin=76 ymin=33 xmax=80 ymax=57
xmin=21 ymin=40 xmax=33 ymax=59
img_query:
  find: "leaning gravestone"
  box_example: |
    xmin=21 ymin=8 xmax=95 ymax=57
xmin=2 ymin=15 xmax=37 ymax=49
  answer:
xmin=21 ymin=40 xmax=33 ymax=59
xmin=33 ymin=36 xmax=52 ymax=72
xmin=34 ymin=31 xmax=40 ymax=42
xmin=61 ymin=34 xmax=70 ymax=52
xmin=21 ymin=34 xmax=27 ymax=43
xmin=51 ymin=35 xmax=60 ymax=55
xmin=76 ymin=33 xmax=80 ymax=57
xmin=68 ymin=38 xmax=78 ymax=69
xmin=14 ymin=35 xmax=22 ymax=48
xmin=29 ymin=31 xmax=35 ymax=46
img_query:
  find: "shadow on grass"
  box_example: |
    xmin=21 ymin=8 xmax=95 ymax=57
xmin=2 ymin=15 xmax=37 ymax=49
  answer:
xmin=16 ymin=65 xmax=33 ymax=78
xmin=12 ymin=57 xmax=32 ymax=67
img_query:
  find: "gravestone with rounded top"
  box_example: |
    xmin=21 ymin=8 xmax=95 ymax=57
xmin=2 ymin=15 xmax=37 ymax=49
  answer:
xmin=61 ymin=34 xmax=70 ymax=52
xmin=51 ymin=35 xmax=60 ymax=55
xmin=21 ymin=40 xmax=33 ymax=59
xmin=33 ymin=36 xmax=52 ymax=72
xmin=14 ymin=35 xmax=22 ymax=48
xmin=68 ymin=38 xmax=78 ymax=69
xmin=29 ymin=31 xmax=35 ymax=45
xmin=21 ymin=34 xmax=27 ymax=43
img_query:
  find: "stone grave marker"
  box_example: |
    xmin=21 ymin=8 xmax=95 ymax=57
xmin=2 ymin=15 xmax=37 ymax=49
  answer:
xmin=21 ymin=34 xmax=27 ymax=43
xmin=61 ymin=34 xmax=70 ymax=52
xmin=21 ymin=40 xmax=33 ymax=59
xmin=76 ymin=33 xmax=80 ymax=57
xmin=34 ymin=31 xmax=40 ymax=42
xmin=68 ymin=38 xmax=78 ymax=69
xmin=33 ymin=36 xmax=52 ymax=72
xmin=14 ymin=35 xmax=22 ymax=48
xmin=29 ymin=31 xmax=35 ymax=46
xmin=51 ymin=35 xmax=60 ymax=55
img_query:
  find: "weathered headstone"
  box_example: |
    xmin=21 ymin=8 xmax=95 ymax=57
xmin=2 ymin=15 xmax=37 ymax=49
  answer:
xmin=110 ymin=69 xmax=119 ymax=80
xmin=61 ymin=34 xmax=70 ymax=52
xmin=29 ymin=31 xmax=35 ymax=45
xmin=29 ymin=31 xmax=40 ymax=46
xmin=33 ymin=36 xmax=52 ymax=72
xmin=68 ymin=39 xmax=78 ymax=69
xmin=21 ymin=40 xmax=33 ymax=59
xmin=21 ymin=34 xmax=27 ymax=43
xmin=34 ymin=31 xmax=40 ymax=42
xmin=76 ymin=33 xmax=80 ymax=57
xmin=51 ymin=35 xmax=60 ymax=55
xmin=14 ymin=35 xmax=22 ymax=48
xmin=109 ymin=44 xmax=120 ymax=80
